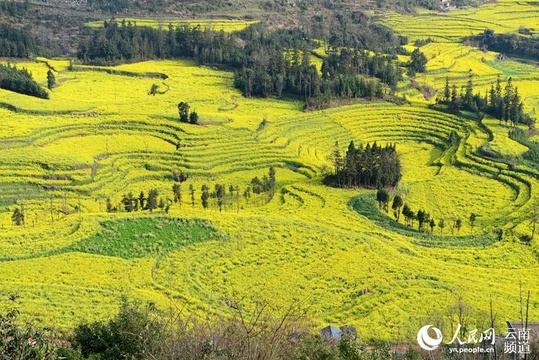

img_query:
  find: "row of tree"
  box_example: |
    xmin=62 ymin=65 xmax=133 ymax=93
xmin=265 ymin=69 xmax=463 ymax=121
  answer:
xmin=76 ymin=20 xmax=308 ymax=66
xmin=377 ymin=189 xmax=476 ymax=235
xmin=77 ymin=14 xmax=411 ymax=65
xmin=199 ymin=168 xmax=277 ymax=211
xmin=109 ymin=189 xmax=168 ymax=214
xmin=325 ymin=141 xmax=402 ymax=188
xmin=9 ymin=167 xmax=277 ymax=226
xmin=437 ymin=73 xmax=534 ymax=127
xmin=0 ymin=63 xmax=49 ymax=99
xmin=107 ymin=168 xmax=277 ymax=214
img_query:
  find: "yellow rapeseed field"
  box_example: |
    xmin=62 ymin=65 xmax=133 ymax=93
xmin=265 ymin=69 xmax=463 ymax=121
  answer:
xmin=1 ymin=2 xmax=539 ymax=340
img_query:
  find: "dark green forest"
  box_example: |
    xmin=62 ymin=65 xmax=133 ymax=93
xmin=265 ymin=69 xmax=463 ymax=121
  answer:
xmin=0 ymin=63 xmax=49 ymax=99
xmin=77 ymin=19 xmax=407 ymax=108
xmin=0 ymin=24 xmax=40 ymax=58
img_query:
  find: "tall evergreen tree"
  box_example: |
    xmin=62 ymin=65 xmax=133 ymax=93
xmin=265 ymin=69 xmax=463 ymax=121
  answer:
xmin=444 ymin=77 xmax=451 ymax=103
xmin=178 ymin=102 xmax=190 ymax=122
xmin=189 ymin=111 xmax=199 ymax=124
xmin=469 ymin=213 xmax=477 ymax=234
xmin=392 ymin=194 xmax=403 ymax=222
xmin=172 ymin=184 xmax=182 ymax=205
xmin=215 ymin=184 xmax=225 ymax=212
xmin=147 ymin=189 xmax=159 ymax=211
xmin=438 ymin=219 xmax=445 ymax=234
xmin=268 ymin=167 xmax=276 ymax=200
xmin=409 ymin=48 xmax=428 ymax=74
xmin=376 ymin=188 xmax=390 ymax=212
xmin=122 ymin=192 xmax=135 ymax=212
xmin=47 ymin=69 xmax=56 ymax=90
xmin=138 ymin=191 xmax=146 ymax=209
xmin=201 ymin=185 xmax=209 ymax=210
xmin=429 ymin=218 xmax=436 ymax=234
xmin=189 ymin=184 xmax=195 ymax=207
xmin=11 ymin=207 xmax=24 ymax=226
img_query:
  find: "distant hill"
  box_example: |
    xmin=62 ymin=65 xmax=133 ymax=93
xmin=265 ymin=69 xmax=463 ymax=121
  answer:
xmin=0 ymin=0 xmax=482 ymax=57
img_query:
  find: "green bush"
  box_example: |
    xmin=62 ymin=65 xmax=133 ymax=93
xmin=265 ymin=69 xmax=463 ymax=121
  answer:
xmin=72 ymin=300 xmax=164 ymax=360
xmin=0 ymin=309 xmax=60 ymax=359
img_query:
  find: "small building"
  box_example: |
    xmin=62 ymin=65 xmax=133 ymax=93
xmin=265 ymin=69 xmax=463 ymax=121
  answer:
xmin=320 ymin=325 xmax=342 ymax=341
xmin=320 ymin=325 xmax=358 ymax=341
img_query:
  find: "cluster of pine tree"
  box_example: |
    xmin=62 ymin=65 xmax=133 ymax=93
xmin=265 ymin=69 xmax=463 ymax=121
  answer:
xmin=234 ymin=46 xmax=403 ymax=108
xmin=234 ymin=49 xmax=387 ymax=109
xmin=0 ymin=63 xmax=49 ymax=99
xmin=325 ymin=141 xmax=402 ymax=188
xmin=250 ymin=167 xmax=276 ymax=198
xmin=407 ymin=48 xmax=428 ymax=76
xmin=77 ymin=20 xmax=401 ymax=108
xmin=0 ymin=24 xmax=39 ymax=58
xmin=437 ymin=73 xmax=533 ymax=127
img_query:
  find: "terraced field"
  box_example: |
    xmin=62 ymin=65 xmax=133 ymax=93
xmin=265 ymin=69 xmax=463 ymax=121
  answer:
xmin=382 ymin=0 xmax=539 ymax=43
xmin=1 ymin=6 xmax=539 ymax=341
xmin=382 ymin=0 xmax=539 ymax=116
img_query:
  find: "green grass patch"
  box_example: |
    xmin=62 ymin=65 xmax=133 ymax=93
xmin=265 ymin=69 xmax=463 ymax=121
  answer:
xmin=68 ymin=217 xmax=219 ymax=258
